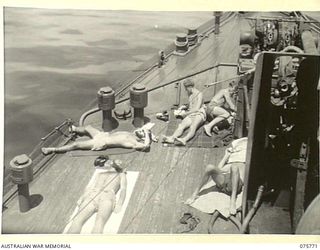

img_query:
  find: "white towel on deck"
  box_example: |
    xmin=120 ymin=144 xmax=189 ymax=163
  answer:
xmin=63 ymin=171 xmax=139 ymax=234
xmin=189 ymin=179 xmax=242 ymax=218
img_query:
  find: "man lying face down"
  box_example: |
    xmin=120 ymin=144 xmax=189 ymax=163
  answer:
xmin=186 ymin=137 xmax=248 ymax=215
xmin=42 ymin=123 xmax=156 ymax=155
xmin=67 ymin=155 xmax=127 ymax=234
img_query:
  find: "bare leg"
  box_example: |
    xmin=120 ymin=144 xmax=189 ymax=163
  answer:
xmin=206 ymin=164 xmax=225 ymax=187
xmin=163 ymin=117 xmax=192 ymax=143
xmin=229 ymin=164 xmax=241 ymax=215
xmin=42 ymin=140 xmax=94 ymax=155
xmin=176 ymin=116 xmax=204 ymax=145
xmin=67 ymin=202 xmax=96 ymax=234
xmin=204 ymin=107 xmax=230 ymax=137
xmin=186 ymin=164 xmax=224 ymax=204
xmin=72 ymin=125 xmax=101 ymax=138
xmin=92 ymin=199 xmax=114 ymax=233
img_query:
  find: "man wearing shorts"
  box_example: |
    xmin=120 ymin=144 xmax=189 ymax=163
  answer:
xmin=67 ymin=156 xmax=127 ymax=234
xmin=42 ymin=123 xmax=155 ymax=155
xmin=185 ymin=137 xmax=248 ymax=215
xmin=162 ymin=79 xmax=206 ymax=146
xmin=203 ymin=81 xmax=237 ymax=137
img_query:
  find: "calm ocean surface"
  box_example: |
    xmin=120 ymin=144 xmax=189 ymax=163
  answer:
xmin=4 ymin=8 xmax=212 ymax=169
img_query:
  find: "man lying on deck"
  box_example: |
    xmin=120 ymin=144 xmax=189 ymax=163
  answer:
xmin=162 ymin=79 xmax=206 ymax=146
xmin=42 ymin=123 xmax=155 ymax=155
xmin=185 ymin=137 xmax=248 ymax=215
xmin=67 ymin=156 xmax=127 ymax=234
xmin=203 ymin=81 xmax=237 ymax=137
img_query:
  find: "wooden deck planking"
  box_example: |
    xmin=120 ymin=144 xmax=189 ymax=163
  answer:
xmin=2 ymin=14 xmax=242 ymax=234
xmin=118 ymin=142 xmax=229 ymax=233
xmin=116 ymin=16 xmax=241 ymax=233
xmin=2 ymin=155 xmax=97 ymax=233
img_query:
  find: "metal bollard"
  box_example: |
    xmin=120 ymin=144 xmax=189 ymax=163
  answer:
xmin=97 ymin=87 xmax=115 ymax=131
xmin=175 ymin=33 xmax=189 ymax=53
xmin=130 ymin=84 xmax=148 ymax=128
xmin=187 ymin=27 xmax=198 ymax=46
xmin=9 ymin=154 xmax=33 ymax=213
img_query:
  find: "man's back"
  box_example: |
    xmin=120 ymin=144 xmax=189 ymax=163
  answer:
xmin=209 ymin=89 xmax=227 ymax=106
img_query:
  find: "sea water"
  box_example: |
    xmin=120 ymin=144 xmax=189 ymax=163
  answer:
xmin=4 ymin=8 xmax=212 ymax=173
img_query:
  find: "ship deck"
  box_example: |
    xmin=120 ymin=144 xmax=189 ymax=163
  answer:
xmin=2 ymin=12 xmax=292 ymax=234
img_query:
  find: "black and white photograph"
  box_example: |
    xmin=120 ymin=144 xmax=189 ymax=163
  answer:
xmin=2 ymin=6 xmax=320 ymax=236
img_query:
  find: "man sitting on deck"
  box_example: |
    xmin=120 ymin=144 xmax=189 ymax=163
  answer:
xmin=203 ymin=81 xmax=237 ymax=137
xmin=67 ymin=156 xmax=127 ymax=234
xmin=42 ymin=123 xmax=155 ymax=155
xmin=162 ymin=79 xmax=206 ymax=146
xmin=185 ymin=137 xmax=248 ymax=215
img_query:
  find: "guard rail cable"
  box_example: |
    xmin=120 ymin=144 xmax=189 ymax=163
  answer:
xmin=79 ymin=62 xmax=239 ymax=126
xmin=3 ymin=119 xmax=75 ymax=207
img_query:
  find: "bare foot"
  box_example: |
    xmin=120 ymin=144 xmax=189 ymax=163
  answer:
xmin=203 ymin=125 xmax=212 ymax=137
xmin=162 ymin=135 xmax=175 ymax=144
xmin=212 ymin=126 xmax=219 ymax=134
xmin=68 ymin=124 xmax=77 ymax=133
xmin=175 ymin=138 xmax=186 ymax=146
xmin=41 ymin=147 xmax=54 ymax=155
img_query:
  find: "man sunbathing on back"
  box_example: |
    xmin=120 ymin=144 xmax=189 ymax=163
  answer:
xmin=67 ymin=156 xmax=127 ymax=234
xmin=42 ymin=123 xmax=156 ymax=155
xmin=185 ymin=137 xmax=248 ymax=215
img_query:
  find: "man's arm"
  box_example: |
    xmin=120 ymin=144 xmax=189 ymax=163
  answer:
xmin=141 ymin=130 xmax=152 ymax=150
xmin=185 ymin=169 xmax=211 ymax=204
xmin=218 ymin=149 xmax=231 ymax=169
xmin=114 ymin=173 xmax=127 ymax=213
xmin=183 ymin=92 xmax=204 ymax=117
xmin=223 ymin=91 xmax=236 ymax=111
xmin=134 ymin=129 xmax=152 ymax=151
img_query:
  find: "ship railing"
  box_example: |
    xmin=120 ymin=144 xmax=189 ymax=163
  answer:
xmin=79 ymin=62 xmax=239 ymax=126
xmin=77 ymin=11 xmax=237 ymax=125
xmin=3 ymin=119 xmax=75 ymax=207
xmin=114 ymin=12 xmax=236 ymax=100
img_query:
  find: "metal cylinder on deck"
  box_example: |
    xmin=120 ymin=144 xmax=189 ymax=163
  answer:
xmin=175 ymin=33 xmax=189 ymax=53
xmin=130 ymin=84 xmax=148 ymax=128
xmin=187 ymin=28 xmax=198 ymax=46
xmin=214 ymin=11 xmax=222 ymax=35
xmin=9 ymin=154 xmax=33 ymax=213
xmin=97 ymin=87 xmax=115 ymax=131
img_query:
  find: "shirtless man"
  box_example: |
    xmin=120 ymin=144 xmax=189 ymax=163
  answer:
xmin=203 ymin=81 xmax=237 ymax=137
xmin=67 ymin=156 xmax=127 ymax=234
xmin=162 ymin=79 xmax=206 ymax=146
xmin=185 ymin=137 xmax=248 ymax=215
xmin=42 ymin=123 xmax=154 ymax=155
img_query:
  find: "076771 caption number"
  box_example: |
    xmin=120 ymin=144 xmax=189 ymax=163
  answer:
xmin=300 ymin=244 xmax=318 ymax=248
